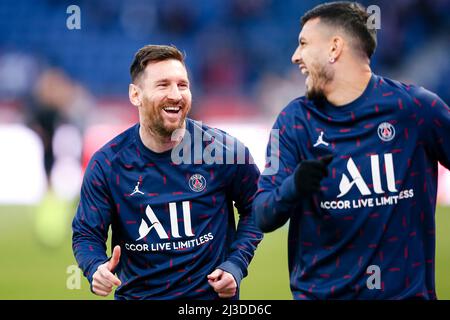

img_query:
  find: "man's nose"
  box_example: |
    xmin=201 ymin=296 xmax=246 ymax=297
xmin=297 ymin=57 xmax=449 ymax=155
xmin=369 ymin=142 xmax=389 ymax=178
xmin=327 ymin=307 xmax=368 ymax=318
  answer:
xmin=167 ymin=84 xmax=182 ymax=100
xmin=291 ymin=47 xmax=301 ymax=64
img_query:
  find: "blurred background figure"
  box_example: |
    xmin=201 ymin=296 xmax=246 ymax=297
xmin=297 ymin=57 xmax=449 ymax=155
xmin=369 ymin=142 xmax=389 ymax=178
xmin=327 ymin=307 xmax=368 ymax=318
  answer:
xmin=27 ymin=68 xmax=88 ymax=178
xmin=26 ymin=67 xmax=93 ymax=248
xmin=0 ymin=0 xmax=449 ymax=299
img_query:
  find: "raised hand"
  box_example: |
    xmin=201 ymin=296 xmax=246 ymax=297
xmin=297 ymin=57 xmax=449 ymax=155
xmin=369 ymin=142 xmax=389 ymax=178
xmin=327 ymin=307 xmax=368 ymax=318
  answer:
xmin=294 ymin=154 xmax=333 ymax=195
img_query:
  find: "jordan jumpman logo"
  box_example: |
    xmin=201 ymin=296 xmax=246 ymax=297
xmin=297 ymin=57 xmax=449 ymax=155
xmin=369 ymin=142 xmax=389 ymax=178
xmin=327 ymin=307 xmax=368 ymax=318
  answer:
xmin=131 ymin=181 xmax=145 ymax=196
xmin=313 ymin=131 xmax=329 ymax=147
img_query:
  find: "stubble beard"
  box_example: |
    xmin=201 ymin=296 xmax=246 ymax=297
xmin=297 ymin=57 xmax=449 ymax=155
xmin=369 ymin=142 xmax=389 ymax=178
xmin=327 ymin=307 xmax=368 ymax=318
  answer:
xmin=305 ymin=62 xmax=334 ymax=102
xmin=142 ymin=98 xmax=189 ymax=140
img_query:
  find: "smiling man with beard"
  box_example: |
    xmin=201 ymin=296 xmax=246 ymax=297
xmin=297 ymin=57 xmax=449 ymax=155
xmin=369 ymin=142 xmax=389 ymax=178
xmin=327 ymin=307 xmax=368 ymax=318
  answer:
xmin=253 ymin=2 xmax=450 ymax=299
xmin=72 ymin=45 xmax=262 ymax=299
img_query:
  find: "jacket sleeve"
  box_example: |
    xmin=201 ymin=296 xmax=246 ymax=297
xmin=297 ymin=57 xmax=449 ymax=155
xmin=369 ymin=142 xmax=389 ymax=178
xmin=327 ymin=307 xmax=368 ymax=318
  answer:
xmin=72 ymin=152 xmax=113 ymax=286
xmin=253 ymin=110 xmax=303 ymax=233
xmin=415 ymin=87 xmax=450 ymax=170
xmin=217 ymin=144 xmax=263 ymax=287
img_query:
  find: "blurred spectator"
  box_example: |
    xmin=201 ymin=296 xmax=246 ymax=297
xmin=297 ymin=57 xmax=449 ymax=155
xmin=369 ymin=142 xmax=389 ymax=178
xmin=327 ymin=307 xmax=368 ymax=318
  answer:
xmin=25 ymin=68 xmax=93 ymax=178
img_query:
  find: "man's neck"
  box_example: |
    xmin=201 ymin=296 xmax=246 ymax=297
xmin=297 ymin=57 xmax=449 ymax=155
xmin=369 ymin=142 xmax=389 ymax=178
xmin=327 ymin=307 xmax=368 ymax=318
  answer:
xmin=139 ymin=122 xmax=185 ymax=153
xmin=325 ymin=65 xmax=372 ymax=107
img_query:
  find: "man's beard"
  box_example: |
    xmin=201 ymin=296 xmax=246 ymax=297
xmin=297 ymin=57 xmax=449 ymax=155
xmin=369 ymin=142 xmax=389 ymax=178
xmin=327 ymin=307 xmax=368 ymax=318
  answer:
xmin=149 ymin=119 xmax=182 ymax=138
xmin=142 ymin=99 xmax=190 ymax=139
xmin=305 ymin=62 xmax=334 ymax=102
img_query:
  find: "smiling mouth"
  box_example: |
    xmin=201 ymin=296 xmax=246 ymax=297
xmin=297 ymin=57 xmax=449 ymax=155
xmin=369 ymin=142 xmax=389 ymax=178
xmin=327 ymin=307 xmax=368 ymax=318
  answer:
xmin=162 ymin=106 xmax=181 ymax=114
xmin=300 ymin=66 xmax=309 ymax=76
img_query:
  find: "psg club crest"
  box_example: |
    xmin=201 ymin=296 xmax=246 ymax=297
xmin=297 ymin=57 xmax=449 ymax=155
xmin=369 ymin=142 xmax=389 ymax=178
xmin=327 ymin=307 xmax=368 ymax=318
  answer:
xmin=189 ymin=174 xmax=206 ymax=192
xmin=377 ymin=122 xmax=395 ymax=142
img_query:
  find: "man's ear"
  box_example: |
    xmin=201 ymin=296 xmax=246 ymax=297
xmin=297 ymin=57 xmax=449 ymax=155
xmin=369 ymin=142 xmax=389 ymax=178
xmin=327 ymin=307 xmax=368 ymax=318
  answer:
xmin=329 ymin=36 xmax=344 ymax=62
xmin=129 ymin=83 xmax=142 ymax=107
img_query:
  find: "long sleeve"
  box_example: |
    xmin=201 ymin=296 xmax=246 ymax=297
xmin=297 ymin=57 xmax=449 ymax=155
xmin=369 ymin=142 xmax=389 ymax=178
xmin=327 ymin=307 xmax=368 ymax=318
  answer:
xmin=72 ymin=152 xmax=113 ymax=285
xmin=217 ymin=146 xmax=263 ymax=286
xmin=417 ymin=87 xmax=450 ymax=170
xmin=253 ymin=109 xmax=303 ymax=233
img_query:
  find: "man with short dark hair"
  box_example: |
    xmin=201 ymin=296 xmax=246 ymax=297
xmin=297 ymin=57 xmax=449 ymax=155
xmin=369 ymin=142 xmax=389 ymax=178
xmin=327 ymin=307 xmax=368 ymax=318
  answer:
xmin=72 ymin=45 xmax=263 ymax=299
xmin=254 ymin=2 xmax=450 ymax=299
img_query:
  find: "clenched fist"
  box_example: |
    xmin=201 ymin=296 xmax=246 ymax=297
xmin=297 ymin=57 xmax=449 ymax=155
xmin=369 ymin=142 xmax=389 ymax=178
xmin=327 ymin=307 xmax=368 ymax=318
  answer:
xmin=207 ymin=269 xmax=237 ymax=298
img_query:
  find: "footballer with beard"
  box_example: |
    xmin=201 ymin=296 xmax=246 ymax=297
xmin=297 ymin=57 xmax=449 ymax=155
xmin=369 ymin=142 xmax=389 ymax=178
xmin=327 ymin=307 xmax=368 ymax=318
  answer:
xmin=254 ymin=2 xmax=450 ymax=299
xmin=72 ymin=45 xmax=262 ymax=300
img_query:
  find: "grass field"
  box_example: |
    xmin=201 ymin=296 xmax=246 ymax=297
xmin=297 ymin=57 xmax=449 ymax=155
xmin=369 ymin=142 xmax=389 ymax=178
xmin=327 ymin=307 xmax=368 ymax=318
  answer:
xmin=0 ymin=203 xmax=449 ymax=300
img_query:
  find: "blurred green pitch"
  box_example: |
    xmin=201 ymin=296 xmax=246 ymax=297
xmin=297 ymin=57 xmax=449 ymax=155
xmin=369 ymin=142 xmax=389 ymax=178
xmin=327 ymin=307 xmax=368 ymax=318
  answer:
xmin=0 ymin=204 xmax=449 ymax=300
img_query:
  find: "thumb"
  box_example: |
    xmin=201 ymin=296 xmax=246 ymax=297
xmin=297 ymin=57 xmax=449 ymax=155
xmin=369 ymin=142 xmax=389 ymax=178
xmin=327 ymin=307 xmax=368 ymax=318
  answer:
xmin=207 ymin=269 xmax=223 ymax=281
xmin=319 ymin=154 xmax=333 ymax=166
xmin=107 ymin=245 xmax=121 ymax=272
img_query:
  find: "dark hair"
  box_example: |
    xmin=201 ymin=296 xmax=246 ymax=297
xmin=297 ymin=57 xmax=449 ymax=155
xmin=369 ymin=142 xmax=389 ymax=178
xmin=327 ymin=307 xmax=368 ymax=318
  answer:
xmin=301 ymin=1 xmax=377 ymax=59
xmin=130 ymin=44 xmax=185 ymax=83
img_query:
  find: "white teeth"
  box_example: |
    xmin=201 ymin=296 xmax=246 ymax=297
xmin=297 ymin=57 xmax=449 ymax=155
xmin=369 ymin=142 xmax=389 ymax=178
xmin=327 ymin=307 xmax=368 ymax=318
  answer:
xmin=163 ymin=106 xmax=180 ymax=111
xmin=301 ymin=69 xmax=309 ymax=75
